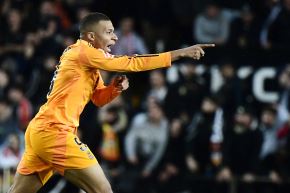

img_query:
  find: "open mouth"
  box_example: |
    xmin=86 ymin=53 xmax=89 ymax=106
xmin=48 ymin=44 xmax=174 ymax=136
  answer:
xmin=106 ymin=44 xmax=113 ymax=52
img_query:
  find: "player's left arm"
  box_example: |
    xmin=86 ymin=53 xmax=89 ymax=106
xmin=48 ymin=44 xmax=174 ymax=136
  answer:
xmin=91 ymin=75 xmax=129 ymax=107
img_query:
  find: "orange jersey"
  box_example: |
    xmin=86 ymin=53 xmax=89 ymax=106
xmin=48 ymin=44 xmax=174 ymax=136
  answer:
xmin=32 ymin=39 xmax=171 ymax=131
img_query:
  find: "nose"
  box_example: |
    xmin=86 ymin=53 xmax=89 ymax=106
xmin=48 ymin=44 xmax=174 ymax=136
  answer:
xmin=112 ymin=33 xmax=118 ymax=41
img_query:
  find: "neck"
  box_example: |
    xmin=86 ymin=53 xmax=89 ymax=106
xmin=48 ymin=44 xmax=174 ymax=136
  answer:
xmin=80 ymin=38 xmax=94 ymax=48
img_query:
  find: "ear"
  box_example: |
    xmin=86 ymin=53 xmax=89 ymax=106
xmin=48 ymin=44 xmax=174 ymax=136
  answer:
xmin=87 ymin=32 xmax=95 ymax=42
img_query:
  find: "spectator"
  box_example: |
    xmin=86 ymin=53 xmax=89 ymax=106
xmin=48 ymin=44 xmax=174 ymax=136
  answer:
xmin=112 ymin=17 xmax=148 ymax=55
xmin=277 ymin=64 xmax=290 ymax=124
xmin=98 ymin=96 xmax=128 ymax=162
xmin=258 ymin=106 xmax=282 ymax=193
xmin=145 ymin=70 xmax=168 ymax=105
xmin=215 ymin=62 xmax=241 ymax=122
xmin=157 ymin=118 xmax=187 ymax=193
xmin=0 ymin=8 xmax=29 ymax=74
xmin=185 ymin=96 xmax=224 ymax=193
xmin=35 ymin=0 xmax=63 ymax=57
xmin=68 ymin=6 xmax=90 ymax=37
xmin=260 ymin=0 xmax=290 ymax=50
xmin=0 ymin=97 xmax=18 ymax=145
xmin=217 ymin=106 xmax=262 ymax=193
xmin=229 ymin=5 xmax=260 ymax=49
xmin=165 ymin=60 xmax=209 ymax=120
xmin=7 ymin=84 xmax=33 ymax=131
xmin=194 ymin=2 xmax=230 ymax=46
xmin=97 ymin=99 xmax=128 ymax=191
xmin=124 ymin=100 xmax=169 ymax=193
xmin=0 ymin=133 xmax=23 ymax=169
xmin=259 ymin=107 xmax=280 ymax=160
xmin=27 ymin=55 xmax=57 ymax=111
xmin=273 ymin=117 xmax=290 ymax=193
xmin=0 ymin=69 xmax=10 ymax=98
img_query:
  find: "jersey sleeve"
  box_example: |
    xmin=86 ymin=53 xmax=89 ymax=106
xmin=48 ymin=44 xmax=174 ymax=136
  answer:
xmin=91 ymin=72 xmax=121 ymax=107
xmin=79 ymin=46 xmax=171 ymax=72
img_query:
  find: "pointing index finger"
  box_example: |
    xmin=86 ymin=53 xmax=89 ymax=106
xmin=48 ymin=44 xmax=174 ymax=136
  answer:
xmin=196 ymin=44 xmax=215 ymax=48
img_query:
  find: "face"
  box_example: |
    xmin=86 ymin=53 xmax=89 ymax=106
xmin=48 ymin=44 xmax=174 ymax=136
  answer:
xmin=8 ymin=134 xmax=20 ymax=151
xmin=8 ymin=9 xmax=21 ymax=27
xmin=44 ymin=56 xmax=57 ymax=71
xmin=120 ymin=18 xmax=134 ymax=34
xmin=8 ymin=88 xmax=23 ymax=103
xmin=41 ymin=1 xmax=55 ymax=16
xmin=170 ymin=119 xmax=182 ymax=137
xmin=206 ymin=5 xmax=220 ymax=18
xmin=235 ymin=113 xmax=252 ymax=127
xmin=150 ymin=71 xmax=165 ymax=88
xmin=221 ymin=64 xmax=234 ymax=78
xmin=284 ymin=0 xmax=290 ymax=10
xmin=148 ymin=104 xmax=163 ymax=122
xmin=261 ymin=111 xmax=276 ymax=126
xmin=279 ymin=66 xmax=290 ymax=88
xmin=89 ymin=20 xmax=118 ymax=52
xmin=183 ymin=64 xmax=196 ymax=77
xmin=201 ymin=98 xmax=216 ymax=113
xmin=0 ymin=70 xmax=9 ymax=88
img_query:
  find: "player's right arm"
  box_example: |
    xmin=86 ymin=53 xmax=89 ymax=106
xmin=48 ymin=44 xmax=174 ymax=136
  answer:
xmin=80 ymin=44 xmax=215 ymax=72
xmin=81 ymin=46 xmax=171 ymax=72
xmin=170 ymin=44 xmax=215 ymax=61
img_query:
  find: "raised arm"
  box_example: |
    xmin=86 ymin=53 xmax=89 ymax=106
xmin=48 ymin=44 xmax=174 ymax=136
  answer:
xmin=170 ymin=44 xmax=215 ymax=61
xmin=81 ymin=42 xmax=215 ymax=72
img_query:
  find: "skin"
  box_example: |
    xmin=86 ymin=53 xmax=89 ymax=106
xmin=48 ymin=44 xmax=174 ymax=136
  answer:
xmin=9 ymin=19 xmax=214 ymax=193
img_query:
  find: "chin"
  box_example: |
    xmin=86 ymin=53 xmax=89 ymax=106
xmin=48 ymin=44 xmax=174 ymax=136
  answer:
xmin=103 ymin=48 xmax=111 ymax=53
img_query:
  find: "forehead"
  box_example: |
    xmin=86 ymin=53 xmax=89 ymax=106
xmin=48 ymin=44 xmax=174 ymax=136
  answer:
xmin=94 ymin=20 xmax=114 ymax=31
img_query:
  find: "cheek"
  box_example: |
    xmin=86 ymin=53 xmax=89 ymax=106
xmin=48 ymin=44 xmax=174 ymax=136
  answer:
xmin=98 ymin=39 xmax=109 ymax=47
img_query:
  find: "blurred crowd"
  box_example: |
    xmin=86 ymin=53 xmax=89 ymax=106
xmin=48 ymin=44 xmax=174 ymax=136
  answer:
xmin=1 ymin=0 xmax=290 ymax=193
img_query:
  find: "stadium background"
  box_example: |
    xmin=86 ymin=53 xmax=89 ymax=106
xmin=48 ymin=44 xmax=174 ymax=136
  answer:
xmin=1 ymin=0 xmax=290 ymax=193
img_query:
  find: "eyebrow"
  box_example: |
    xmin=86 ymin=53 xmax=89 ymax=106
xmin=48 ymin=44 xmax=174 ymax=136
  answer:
xmin=107 ymin=28 xmax=114 ymax=32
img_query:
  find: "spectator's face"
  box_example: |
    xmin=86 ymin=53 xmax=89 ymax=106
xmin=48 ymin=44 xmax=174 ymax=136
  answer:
xmin=148 ymin=104 xmax=163 ymax=122
xmin=103 ymin=111 xmax=117 ymax=124
xmin=201 ymin=99 xmax=216 ymax=113
xmin=44 ymin=56 xmax=57 ymax=71
xmin=0 ymin=102 xmax=12 ymax=121
xmin=91 ymin=20 xmax=118 ymax=53
xmin=150 ymin=71 xmax=165 ymax=88
xmin=284 ymin=0 xmax=290 ymax=10
xmin=7 ymin=9 xmax=21 ymax=28
xmin=8 ymin=134 xmax=20 ymax=152
xmin=77 ymin=8 xmax=90 ymax=21
xmin=242 ymin=12 xmax=254 ymax=23
xmin=261 ymin=111 xmax=276 ymax=126
xmin=221 ymin=64 xmax=234 ymax=78
xmin=8 ymin=88 xmax=23 ymax=103
xmin=182 ymin=64 xmax=196 ymax=77
xmin=279 ymin=66 xmax=290 ymax=89
xmin=0 ymin=70 xmax=9 ymax=88
xmin=40 ymin=1 xmax=55 ymax=16
xmin=235 ymin=113 xmax=252 ymax=127
xmin=0 ymin=103 xmax=5 ymax=113
xmin=63 ymin=36 xmax=75 ymax=47
xmin=206 ymin=5 xmax=220 ymax=18
xmin=120 ymin=18 xmax=134 ymax=34
xmin=170 ymin=119 xmax=182 ymax=137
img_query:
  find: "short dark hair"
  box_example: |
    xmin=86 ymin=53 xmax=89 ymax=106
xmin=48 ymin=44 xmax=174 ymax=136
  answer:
xmin=262 ymin=106 xmax=277 ymax=116
xmin=79 ymin=12 xmax=110 ymax=34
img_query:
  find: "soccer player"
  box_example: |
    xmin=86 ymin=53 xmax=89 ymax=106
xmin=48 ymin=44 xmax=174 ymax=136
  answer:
xmin=9 ymin=12 xmax=214 ymax=193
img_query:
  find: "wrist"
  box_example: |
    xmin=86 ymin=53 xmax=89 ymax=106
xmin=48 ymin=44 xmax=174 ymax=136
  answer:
xmin=170 ymin=49 xmax=183 ymax=62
